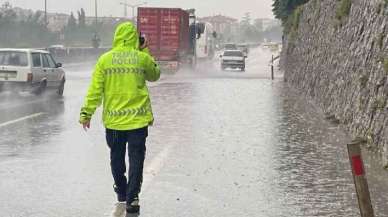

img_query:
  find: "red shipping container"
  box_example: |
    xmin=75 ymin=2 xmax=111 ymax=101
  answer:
xmin=137 ymin=7 xmax=190 ymax=62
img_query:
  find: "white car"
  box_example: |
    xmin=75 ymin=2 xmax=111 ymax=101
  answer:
xmin=0 ymin=49 xmax=65 ymax=96
xmin=220 ymin=50 xmax=247 ymax=71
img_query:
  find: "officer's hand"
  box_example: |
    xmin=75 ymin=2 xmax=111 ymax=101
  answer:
xmin=82 ymin=120 xmax=91 ymax=131
xmin=140 ymin=38 xmax=149 ymax=50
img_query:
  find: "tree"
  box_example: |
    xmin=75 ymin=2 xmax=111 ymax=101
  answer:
xmin=254 ymin=19 xmax=263 ymax=32
xmin=1 ymin=1 xmax=12 ymax=10
xmin=78 ymin=8 xmax=86 ymax=27
xmin=0 ymin=6 xmax=57 ymax=47
xmin=272 ymin=0 xmax=309 ymax=24
xmin=241 ymin=12 xmax=251 ymax=26
xmin=67 ymin=12 xmax=77 ymax=29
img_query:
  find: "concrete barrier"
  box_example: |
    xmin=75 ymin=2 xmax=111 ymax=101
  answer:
xmin=47 ymin=47 xmax=110 ymax=64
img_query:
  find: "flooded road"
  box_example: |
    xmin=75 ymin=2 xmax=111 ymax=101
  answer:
xmin=0 ymin=48 xmax=387 ymax=217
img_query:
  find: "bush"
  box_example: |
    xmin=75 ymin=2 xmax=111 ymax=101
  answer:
xmin=384 ymin=58 xmax=388 ymax=73
xmin=284 ymin=6 xmax=303 ymax=36
xmin=272 ymin=0 xmax=310 ymax=24
xmin=336 ymin=0 xmax=352 ymax=21
xmin=378 ymin=33 xmax=385 ymax=49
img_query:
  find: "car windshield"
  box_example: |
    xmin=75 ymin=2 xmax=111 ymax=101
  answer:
xmin=224 ymin=51 xmax=243 ymax=57
xmin=0 ymin=51 xmax=28 ymax=67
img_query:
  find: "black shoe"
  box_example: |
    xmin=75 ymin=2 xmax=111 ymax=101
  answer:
xmin=113 ymin=185 xmax=126 ymax=202
xmin=126 ymin=199 xmax=140 ymax=214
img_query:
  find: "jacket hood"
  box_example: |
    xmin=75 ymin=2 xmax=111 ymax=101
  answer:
xmin=112 ymin=22 xmax=139 ymax=49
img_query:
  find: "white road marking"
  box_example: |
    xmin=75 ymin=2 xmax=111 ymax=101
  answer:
xmin=0 ymin=112 xmax=44 ymax=128
xmin=142 ymin=145 xmax=173 ymax=190
xmin=106 ymin=146 xmax=172 ymax=217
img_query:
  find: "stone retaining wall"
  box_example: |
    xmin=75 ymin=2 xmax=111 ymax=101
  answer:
xmin=281 ymin=0 xmax=388 ymax=165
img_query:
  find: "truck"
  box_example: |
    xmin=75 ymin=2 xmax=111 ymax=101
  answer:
xmin=195 ymin=22 xmax=216 ymax=60
xmin=137 ymin=7 xmax=196 ymax=72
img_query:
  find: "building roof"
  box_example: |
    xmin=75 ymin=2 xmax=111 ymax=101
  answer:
xmin=199 ymin=15 xmax=238 ymax=23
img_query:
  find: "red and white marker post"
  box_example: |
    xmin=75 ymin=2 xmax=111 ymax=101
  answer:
xmin=347 ymin=140 xmax=375 ymax=217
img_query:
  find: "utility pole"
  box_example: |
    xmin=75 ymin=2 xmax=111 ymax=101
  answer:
xmin=92 ymin=0 xmax=100 ymax=48
xmin=119 ymin=2 xmax=147 ymax=22
xmin=44 ymin=0 xmax=47 ymax=27
xmin=122 ymin=0 xmax=128 ymax=18
xmin=94 ymin=0 xmax=98 ymax=29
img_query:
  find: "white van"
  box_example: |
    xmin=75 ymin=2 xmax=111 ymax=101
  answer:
xmin=0 ymin=49 xmax=65 ymax=96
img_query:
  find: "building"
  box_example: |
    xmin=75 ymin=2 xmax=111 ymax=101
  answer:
xmin=198 ymin=15 xmax=238 ymax=35
xmin=47 ymin=13 xmax=70 ymax=32
xmin=255 ymin=18 xmax=281 ymax=31
xmin=85 ymin=16 xmax=127 ymax=26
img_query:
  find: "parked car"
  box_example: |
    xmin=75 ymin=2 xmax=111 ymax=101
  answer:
xmin=220 ymin=50 xmax=247 ymax=71
xmin=0 ymin=49 xmax=65 ymax=96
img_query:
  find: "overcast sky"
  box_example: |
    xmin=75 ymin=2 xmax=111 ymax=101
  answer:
xmin=8 ymin=0 xmax=274 ymax=20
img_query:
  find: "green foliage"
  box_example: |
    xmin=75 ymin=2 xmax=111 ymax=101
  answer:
xmin=371 ymin=97 xmax=387 ymax=111
xmin=359 ymin=75 xmax=369 ymax=88
xmin=67 ymin=12 xmax=77 ymax=29
xmin=312 ymin=0 xmax=320 ymax=8
xmin=0 ymin=3 xmax=126 ymax=48
xmin=336 ymin=0 xmax=352 ymax=21
xmin=384 ymin=58 xmax=388 ymax=73
xmin=223 ymin=15 xmax=283 ymax=43
xmin=377 ymin=0 xmax=388 ymax=14
xmin=272 ymin=0 xmax=310 ymax=24
xmin=378 ymin=33 xmax=385 ymax=49
xmin=284 ymin=6 xmax=303 ymax=36
xmin=0 ymin=4 xmax=57 ymax=47
xmin=77 ymin=8 xmax=86 ymax=27
xmin=377 ymin=2 xmax=383 ymax=14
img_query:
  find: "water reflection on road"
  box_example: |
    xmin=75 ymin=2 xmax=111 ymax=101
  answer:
xmin=0 ymin=48 xmax=387 ymax=217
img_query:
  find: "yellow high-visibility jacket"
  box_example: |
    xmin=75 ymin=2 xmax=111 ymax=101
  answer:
xmin=79 ymin=22 xmax=160 ymax=130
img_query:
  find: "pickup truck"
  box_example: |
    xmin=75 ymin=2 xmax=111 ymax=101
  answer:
xmin=220 ymin=50 xmax=247 ymax=72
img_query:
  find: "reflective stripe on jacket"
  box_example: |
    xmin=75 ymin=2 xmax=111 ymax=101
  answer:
xmin=79 ymin=22 xmax=160 ymax=130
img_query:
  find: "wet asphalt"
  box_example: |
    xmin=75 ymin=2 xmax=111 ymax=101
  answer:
xmin=0 ymin=48 xmax=388 ymax=217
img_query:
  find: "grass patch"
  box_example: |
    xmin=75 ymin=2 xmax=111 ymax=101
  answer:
xmin=359 ymin=75 xmax=369 ymax=88
xmin=371 ymin=97 xmax=387 ymax=111
xmin=384 ymin=58 xmax=388 ymax=74
xmin=378 ymin=0 xmax=388 ymax=14
xmin=336 ymin=0 xmax=352 ymax=21
xmin=377 ymin=2 xmax=383 ymax=14
xmin=378 ymin=33 xmax=385 ymax=49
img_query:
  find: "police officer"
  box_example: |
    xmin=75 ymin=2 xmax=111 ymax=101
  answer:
xmin=79 ymin=22 xmax=160 ymax=214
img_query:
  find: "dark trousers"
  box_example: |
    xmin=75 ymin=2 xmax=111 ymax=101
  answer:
xmin=106 ymin=127 xmax=148 ymax=202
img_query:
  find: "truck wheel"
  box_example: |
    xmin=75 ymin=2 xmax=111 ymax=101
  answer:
xmin=35 ymin=81 xmax=47 ymax=95
xmin=57 ymin=79 xmax=65 ymax=96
